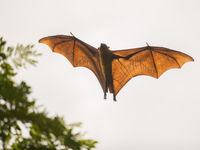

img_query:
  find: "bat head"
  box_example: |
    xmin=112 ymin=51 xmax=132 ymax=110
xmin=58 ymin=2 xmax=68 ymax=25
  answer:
xmin=99 ymin=43 xmax=110 ymax=51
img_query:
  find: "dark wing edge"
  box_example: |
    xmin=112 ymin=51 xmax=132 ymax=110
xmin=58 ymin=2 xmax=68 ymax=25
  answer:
xmin=111 ymin=46 xmax=194 ymax=95
xmin=39 ymin=35 xmax=106 ymax=92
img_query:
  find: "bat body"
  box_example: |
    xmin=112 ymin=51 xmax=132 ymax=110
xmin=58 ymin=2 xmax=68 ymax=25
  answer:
xmin=39 ymin=34 xmax=194 ymax=101
xmin=98 ymin=44 xmax=114 ymax=99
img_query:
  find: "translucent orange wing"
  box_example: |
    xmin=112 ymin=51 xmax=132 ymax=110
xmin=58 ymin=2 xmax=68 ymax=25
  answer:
xmin=39 ymin=35 xmax=105 ymax=92
xmin=112 ymin=46 xmax=194 ymax=95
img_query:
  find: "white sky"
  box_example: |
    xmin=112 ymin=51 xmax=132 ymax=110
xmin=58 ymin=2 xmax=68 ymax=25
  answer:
xmin=0 ymin=0 xmax=200 ymax=149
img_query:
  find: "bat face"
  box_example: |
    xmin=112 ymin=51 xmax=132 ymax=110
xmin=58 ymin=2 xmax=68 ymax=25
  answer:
xmin=39 ymin=35 xmax=194 ymax=101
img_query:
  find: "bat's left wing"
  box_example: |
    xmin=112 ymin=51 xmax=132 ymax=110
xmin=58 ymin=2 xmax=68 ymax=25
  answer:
xmin=39 ymin=35 xmax=105 ymax=92
xmin=112 ymin=46 xmax=194 ymax=95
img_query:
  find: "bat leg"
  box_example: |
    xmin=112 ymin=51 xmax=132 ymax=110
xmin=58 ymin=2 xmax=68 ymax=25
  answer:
xmin=104 ymin=92 xmax=107 ymax=99
xmin=104 ymin=81 xmax=108 ymax=100
xmin=113 ymin=94 xmax=117 ymax=101
xmin=110 ymin=82 xmax=116 ymax=101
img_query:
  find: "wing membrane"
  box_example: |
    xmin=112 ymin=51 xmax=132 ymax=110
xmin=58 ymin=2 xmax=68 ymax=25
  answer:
xmin=39 ymin=35 xmax=105 ymax=92
xmin=112 ymin=47 xmax=194 ymax=95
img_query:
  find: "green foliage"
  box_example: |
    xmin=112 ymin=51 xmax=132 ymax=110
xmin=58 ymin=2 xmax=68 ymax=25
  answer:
xmin=0 ymin=37 xmax=41 ymax=69
xmin=0 ymin=37 xmax=97 ymax=150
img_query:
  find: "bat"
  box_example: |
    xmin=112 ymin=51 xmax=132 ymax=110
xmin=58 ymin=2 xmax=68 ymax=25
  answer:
xmin=39 ymin=34 xmax=194 ymax=101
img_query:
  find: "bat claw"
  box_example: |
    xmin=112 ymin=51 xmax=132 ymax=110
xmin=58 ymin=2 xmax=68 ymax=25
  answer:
xmin=70 ymin=32 xmax=75 ymax=37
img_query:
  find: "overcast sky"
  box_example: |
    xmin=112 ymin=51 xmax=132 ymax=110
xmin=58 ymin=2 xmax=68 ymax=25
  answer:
xmin=1 ymin=0 xmax=200 ymax=149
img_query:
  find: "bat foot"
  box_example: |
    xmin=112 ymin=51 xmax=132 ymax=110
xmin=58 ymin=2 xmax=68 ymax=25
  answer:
xmin=104 ymin=93 xmax=107 ymax=99
xmin=113 ymin=95 xmax=117 ymax=102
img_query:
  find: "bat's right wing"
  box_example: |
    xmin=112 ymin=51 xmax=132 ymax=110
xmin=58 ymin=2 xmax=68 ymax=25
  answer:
xmin=112 ymin=46 xmax=194 ymax=95
xmin=39 ymin=35 xmax=105 ymax=92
